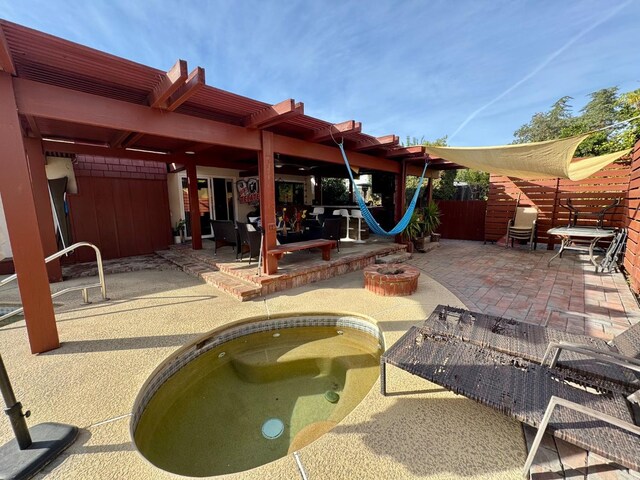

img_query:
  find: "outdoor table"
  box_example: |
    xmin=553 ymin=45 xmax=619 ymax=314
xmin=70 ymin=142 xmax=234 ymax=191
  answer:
xmin=547 ymin=226 xmax=616 ymax=268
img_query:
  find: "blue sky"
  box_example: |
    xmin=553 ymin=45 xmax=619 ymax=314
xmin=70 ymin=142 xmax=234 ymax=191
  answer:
xmin=1 ymin=0 xmax=638 ymax=146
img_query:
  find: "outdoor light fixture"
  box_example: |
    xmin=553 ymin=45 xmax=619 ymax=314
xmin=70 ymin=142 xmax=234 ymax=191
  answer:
xmin=184 ymin=151 xmax=195 ymax=155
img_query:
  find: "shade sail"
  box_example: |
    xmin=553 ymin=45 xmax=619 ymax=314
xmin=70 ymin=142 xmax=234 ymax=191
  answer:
xmin=424 ymin=134 xmax=632 ymax=180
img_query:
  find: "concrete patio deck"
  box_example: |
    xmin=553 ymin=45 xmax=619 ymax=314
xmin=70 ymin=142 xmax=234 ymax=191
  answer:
xmin=0 ymin=239 xmax=637 ymax=479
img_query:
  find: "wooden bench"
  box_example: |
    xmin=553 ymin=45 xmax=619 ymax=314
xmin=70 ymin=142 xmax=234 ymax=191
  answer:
xmin=267 ymin=239 xmax=337 ymax=261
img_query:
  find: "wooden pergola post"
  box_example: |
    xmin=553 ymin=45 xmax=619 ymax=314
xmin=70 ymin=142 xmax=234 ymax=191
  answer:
xmin=394 ymin=159 xmax=407 ymax=243
xmin=24 ymin=137 xmax=63 ymax=282
xmin=315 ymin=174 xmax=323 ymax=204
xmin=259 ymin=131 xmax=278 ymax=274
xmin=186 ymin=161 xmax=202 ymax=250
xmin=0 ymin=74 xmax=59 ymax=353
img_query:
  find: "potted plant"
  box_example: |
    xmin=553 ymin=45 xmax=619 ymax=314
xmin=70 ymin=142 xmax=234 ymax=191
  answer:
xmin=404 ymin=211 xmax=424 ymax=252
xmin=423 ymin=202 xmax=442 ymax=242
xmin=172 ymin=219 xmax=186 ymax=244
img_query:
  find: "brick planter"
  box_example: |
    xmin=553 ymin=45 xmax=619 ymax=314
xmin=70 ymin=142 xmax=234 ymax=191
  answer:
xmin=363 ymin=263 xmax=420 ymax=296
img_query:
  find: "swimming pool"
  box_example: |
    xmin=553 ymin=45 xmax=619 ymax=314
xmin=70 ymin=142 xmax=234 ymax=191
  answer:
xmin=131 ymin=314 xmax=383 ymax=476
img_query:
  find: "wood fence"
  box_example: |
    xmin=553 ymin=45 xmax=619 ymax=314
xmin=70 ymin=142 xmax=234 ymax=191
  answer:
xmin=436 ymin=200 xmax=486 ymax=241
xmin=624 ymin=142 xmax=640 ymax=292
xmin=485 ymin=163 xmax=631 ymax=248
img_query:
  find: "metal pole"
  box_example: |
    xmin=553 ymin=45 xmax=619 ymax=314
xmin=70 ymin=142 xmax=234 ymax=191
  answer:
xmin=0 ymin=355 xmax=32 ymax=449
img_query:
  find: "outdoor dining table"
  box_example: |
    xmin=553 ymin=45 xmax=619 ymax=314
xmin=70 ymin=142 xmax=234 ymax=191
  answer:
xmin=547 ymin=226 xmax=616 ymax=268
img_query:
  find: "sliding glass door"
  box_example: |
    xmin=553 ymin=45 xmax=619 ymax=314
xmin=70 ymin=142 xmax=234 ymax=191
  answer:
xmin=181 ymin=176 xmax=235 ymax=238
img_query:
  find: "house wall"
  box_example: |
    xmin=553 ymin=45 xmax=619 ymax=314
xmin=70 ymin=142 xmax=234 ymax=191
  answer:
xmin=66 ymin=155 xmax=171 ymax=261
xmin=167 ymin=168 xmax=313 ymax=229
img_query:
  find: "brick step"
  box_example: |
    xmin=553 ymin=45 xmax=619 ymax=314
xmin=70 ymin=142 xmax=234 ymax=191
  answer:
xmin=156 ymin=249 xmax=262 ymax=301
xmin=200 ymin=270 xmax=262 ymax=301
xmin=376 ymin=252 xmax=413 ymax=264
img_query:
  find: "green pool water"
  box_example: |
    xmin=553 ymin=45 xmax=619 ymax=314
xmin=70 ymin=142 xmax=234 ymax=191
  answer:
xmin=133 ymin=325 xmax=381 ymax=477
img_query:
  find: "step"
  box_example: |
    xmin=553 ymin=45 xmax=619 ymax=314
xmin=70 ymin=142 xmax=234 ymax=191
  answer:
xmin=376 ymin=252 xmax=413 ymax=264
xmin=156 ymin=249 xmax=262 ymax=301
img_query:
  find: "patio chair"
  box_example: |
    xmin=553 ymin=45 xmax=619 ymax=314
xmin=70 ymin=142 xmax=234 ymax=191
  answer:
xmin=381 ymin=325 xmax=640 ymax=477
xmin=210 ymin=220 xmax=238 ymax=256
xmin=424 ymin=305 xmax=640 ymax=390
xmin=322 ymin=218 xmax=341 ymax=252
xmin=236 ymin=221 xmax=261 ymax=264
xmin=506 ymin=206 xmax=538 ymax=250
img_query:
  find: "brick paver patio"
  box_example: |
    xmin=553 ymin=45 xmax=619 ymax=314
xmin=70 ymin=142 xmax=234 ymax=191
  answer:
xmin=411 ymin=239 xmax=640 ymax=340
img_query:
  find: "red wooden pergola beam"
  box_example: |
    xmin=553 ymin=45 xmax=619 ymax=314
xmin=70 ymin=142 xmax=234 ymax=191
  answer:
xmin=386 ymin=145 xmax=425 ymax=158
xmin=15 ymin=77 xmax=262 ymax=150
xmin=0 ymin=25 xmax=15 ymax=75
xmin=353 ymin=134 xmax=399 ymax=151
xmin=25 ymin=115 xmax=41 ymax=138
xmin=121 ymin=132 xmax=145 ymax=148
xmin=148 ymin=59 xmax=188 ymax=108
xmin=41 ymin=140 xmax=251 ymax=170
xmin=306 ymin=120 xmax=362 ymax=143
xmin=243 ymin=99 xmax=304 ymax=129
xmin=273 ymin=135 xmax=400 ymax=173
xmin=16 ymin=79 xmax=402 ymax=172
xmin=165 ymin=66 xmax=205 ymax=112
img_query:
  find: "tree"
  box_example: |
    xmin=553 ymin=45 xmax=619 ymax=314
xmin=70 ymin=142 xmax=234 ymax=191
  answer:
xmin=514 ymin=96 xmax=573 ymax=143
xmin=456 ymin=169 xmax=490 ymax=200
xmin=513 ymin=87 xmax=640 ymax=156
xmin=322 ymin=178 xmax=349 ymax=204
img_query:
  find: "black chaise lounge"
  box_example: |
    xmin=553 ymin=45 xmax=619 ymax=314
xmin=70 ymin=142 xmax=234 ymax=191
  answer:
xmin=381 ymin=306 xmax=640 ymax=478
xmin=422 ymin=304 xmax=640 ymax=390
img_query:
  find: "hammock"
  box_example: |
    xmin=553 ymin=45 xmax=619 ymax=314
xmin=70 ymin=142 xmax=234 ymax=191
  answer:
xmin=338 ymin=143 xmax=428 ymax=236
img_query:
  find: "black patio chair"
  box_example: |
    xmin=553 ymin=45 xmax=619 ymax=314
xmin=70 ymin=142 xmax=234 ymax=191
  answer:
xmin=381 ymin=325 xmax=640 ymax=477
xmin=423 ymin=305 xmax=640 ymax=390
xmin=322 ymin=218 xmax=341 ymax=252
xmin=236 ymin=221 xmax=261 ymax=264
xmin=210 ymin=220 xmax=238 ymax=255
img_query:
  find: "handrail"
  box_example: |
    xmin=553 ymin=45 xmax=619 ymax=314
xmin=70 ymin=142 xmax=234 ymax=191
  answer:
xmin=0 ymin=242 xmax=108 ymax=322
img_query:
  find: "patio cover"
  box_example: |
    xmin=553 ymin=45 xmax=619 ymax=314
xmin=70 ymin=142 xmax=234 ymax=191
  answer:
xmin=424 ymin=134 xmax=632 ymax=180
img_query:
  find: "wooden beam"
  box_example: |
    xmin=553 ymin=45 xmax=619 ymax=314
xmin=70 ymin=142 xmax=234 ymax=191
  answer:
xmin=148 ymin=59 xmax=188 ymax=108
xmin=24 ymin=137 xmax=62 ymax=282
xmin=394 ymin=159 xmax=407 ymax=244
xmin=0 ymin=25 xmax=15 ymax=75
xmin=43 ymin=140 xmax=172 ymax=162
xmin=258 ymin=131 xmax=278 ymax=274
xmin=353 ymin=134 xmax=399 ymax=151
xmin=186 ymin=162 xmax=202 ymax=250
xmin=165 ymin=67 xmax=205 ymax=111
xmin=110 ymin=130 xmax=132 ymax=148
xmin=0 ymin=73 xmax=58 ymax=353
xmin=25 ymin=115 xmax=41 ymax=138
xmin=306 ymin=120 xmax=361 ymax=143
xmin=243 ymin=99 xmax=304 ymax=129
xmin=121 ymin=132 xmax=145 ymax=148
xmin=386 ymin=146 xmax=425 ymax=158
xmin=14 ymin=77 xmax=262 ymax=151
xmin=15 ymin=79 xmax=401 ymax=172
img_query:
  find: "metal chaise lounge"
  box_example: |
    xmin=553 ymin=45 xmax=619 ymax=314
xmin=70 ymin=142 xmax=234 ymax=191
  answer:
xmin=422 ymin=305 xmax=640 ymax=390
xmin=381 ymin=326 xmax=640 ymax=478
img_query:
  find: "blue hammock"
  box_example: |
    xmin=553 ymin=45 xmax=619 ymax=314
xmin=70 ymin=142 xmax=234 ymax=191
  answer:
xmin=338 ymin=143 xmax=428 ymax=236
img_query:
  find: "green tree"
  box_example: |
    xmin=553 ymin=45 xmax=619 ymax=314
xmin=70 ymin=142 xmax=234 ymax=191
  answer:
xmin=513 ymin=87 xmax=640 ymax=156
xmin=322 ymin=178 xmax=349 ymax=204
xmin=514 ymin=96 xmax=573 ymax=143
xmin=456 ymin=169 xmax=490 ymax=200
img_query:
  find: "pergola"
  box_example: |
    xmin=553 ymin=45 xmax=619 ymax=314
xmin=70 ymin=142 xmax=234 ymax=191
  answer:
xmin=0 ymin=19 xmax=455 ymax=353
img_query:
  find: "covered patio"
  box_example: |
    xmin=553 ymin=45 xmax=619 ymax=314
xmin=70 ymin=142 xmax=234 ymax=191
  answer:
xmin=0 ymin=19 xmax=450 ymax=354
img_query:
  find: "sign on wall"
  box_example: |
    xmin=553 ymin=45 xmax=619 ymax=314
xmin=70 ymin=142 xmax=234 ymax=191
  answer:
xmin=236 ymin=178 xmax=259 ymax=204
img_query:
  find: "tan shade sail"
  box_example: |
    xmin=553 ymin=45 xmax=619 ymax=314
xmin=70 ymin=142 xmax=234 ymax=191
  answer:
xmin=424 ymin=134 xmax=632 ymax=180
